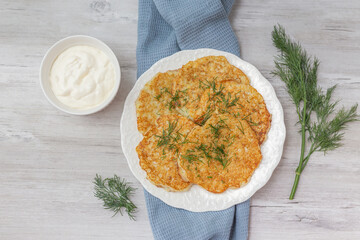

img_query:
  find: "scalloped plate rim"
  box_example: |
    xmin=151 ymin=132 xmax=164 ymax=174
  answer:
xmin=120 ymin=48 xmax=286 ymax=212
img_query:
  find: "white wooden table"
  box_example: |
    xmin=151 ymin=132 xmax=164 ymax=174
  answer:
xmin=1 ymin=0 xmax=359 ymax=239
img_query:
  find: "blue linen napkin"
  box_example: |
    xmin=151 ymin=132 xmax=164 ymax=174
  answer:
xmin=136 ymin=0 xmax=250 ymax=239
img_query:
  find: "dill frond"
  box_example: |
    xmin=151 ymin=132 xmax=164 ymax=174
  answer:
xmin=272 ymin=24 xmax=359 ymax=199
xmin=94 ymin=174 xmax=137 ymax=220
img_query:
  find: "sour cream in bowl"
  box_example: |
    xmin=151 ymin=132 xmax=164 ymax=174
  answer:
xmin=40 ymin=35 xmax=121 ymax=115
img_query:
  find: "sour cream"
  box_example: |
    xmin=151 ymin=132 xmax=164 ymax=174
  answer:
xmin=49 ymin=45 xmax=115 ymax=109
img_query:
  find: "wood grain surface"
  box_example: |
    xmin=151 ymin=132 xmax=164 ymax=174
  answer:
xmin=0 ymin=0 xmax=359 ymax=239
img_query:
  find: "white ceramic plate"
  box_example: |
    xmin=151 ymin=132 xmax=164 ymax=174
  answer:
xmin=121 ymin=49 xmax=286 ymax=212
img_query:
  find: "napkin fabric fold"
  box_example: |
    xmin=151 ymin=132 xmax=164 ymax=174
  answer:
xmin=136 ymin=0 xmax=250 ymax=239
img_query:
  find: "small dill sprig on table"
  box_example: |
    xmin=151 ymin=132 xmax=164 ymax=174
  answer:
xmin=93 ymin=174 xmax=137 ymax=220
xmin=272 ymin=25 xmax=359 ymax=200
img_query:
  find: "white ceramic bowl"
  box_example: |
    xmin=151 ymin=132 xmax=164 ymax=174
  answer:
xmin=40 ymin=35 xmax=121 ymax=115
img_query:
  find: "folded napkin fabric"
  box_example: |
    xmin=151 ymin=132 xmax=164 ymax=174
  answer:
xmin=136 ymin=0 xmax=249 ymax=239
xmin=137 ymin=0 xmax=240 ymax=76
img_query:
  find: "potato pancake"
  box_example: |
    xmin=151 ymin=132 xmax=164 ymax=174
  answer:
xmin=177 ymin=114 xmax=262 ymax=193
xmin=136 ymin=114 xmax=197 ymax=191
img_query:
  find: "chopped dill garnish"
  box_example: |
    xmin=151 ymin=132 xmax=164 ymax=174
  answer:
xmin=212 ymin=143 xmax=231 ymax=169
xmin=241 ymin=113 xmax=258 ymax=126
xmin=156 ymin=120 xmax=177 ymax=147
xmin=241 ymin=113 xmax=252 ymax=121
xmin=167 ymin=89 xmax=181 ymax=110
xmin=214 ymin=143 xmax=225 ymax=155
xmin=154 ymin=87 xmax=167 ymax=101
xmin=220 ymin=92 xmax=239 ymax=109
xmin=196 ymin=143 xmax=212 ymax=160
xmin=233 ymin=112 xmax=241 ymax=118
xmin=197 ymin=105 xmax=214 ymax=126
xmin=181 ymin=149 xmax=202 ymax=164
xmin=247 ymin=119 xmax=259 ymax=126
xmin=199 ymin=77 xmax=224 ymax=101
xmin=208 ymin=123 xmax=223 ymax=138
xmin=210 ymin=83 xmax=224 ymax=101
xmin=208 ymin=118 xmax=229 ymax=138
xmin=158 ymin=88 xmax=188 ymax=110
xmin=224 ymin=135 xmax=236 ymax=147
xmin=199 ymin=80 xmax=206 ymax=89
xmin=200 ymin=77 xmax=218 ymax=89
xmin=236 ymin=120 xmax=245 ymax=135
xmin=154 ymin=93 xmax=163 ymax=101
xmin=155 ymin=120 xmax=183 ymax=153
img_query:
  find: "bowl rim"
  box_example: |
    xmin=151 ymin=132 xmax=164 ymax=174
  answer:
xmin=39 ymin=35 xmax=121 ymax=115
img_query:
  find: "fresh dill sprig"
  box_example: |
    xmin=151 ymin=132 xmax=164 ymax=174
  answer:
xmin=93 ymin=174 xmax=137 ymax=220
xmin=272 ymin=25 xmax=359 ymax=200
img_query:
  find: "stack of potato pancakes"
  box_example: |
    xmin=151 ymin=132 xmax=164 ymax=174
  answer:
xmin=136 ymin=56 xmax=271 ymax=193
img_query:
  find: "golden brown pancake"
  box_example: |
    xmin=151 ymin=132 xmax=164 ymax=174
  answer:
xmin=136 ymin=114 xmax=197 ymax=191
xmin=177 ymin=113 xmax=262 ymax=193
